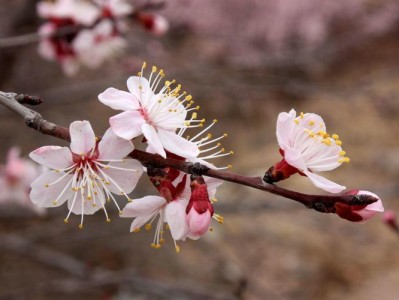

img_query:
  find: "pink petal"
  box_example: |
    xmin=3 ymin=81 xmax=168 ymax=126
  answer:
xmin=120 ymin=195 xmax=165 ymax=218
xmin=142 ymin=123 xmax=166 ymax=158
xmin=98 ymin=127 xmax=134 ymax=160
xmin=165 ymin=200 xmax=188 ymax=241
xmin=98 ymin=87 xmax=140 ymax=111
xmin=158 ymin=129 xmax=200 ymax=159
xmin=30 ymin=171 xmax=74 ymax=207
xmin=70 ymin=121 xmax=96 ymax=154
xmin=357 ymin=190 xmax=384 ymax=220
xmin=187 ymin=210 xmax=211 ymax=239
xmin=29 ymin=146 xmax=73 ymax=170
xmin=101 ymin=159 xmax=143 ymax=195
xmin=303 ymin=171 xmax=346 ymax=193
xmin=109 ymin=111 xmax=145 ymax=140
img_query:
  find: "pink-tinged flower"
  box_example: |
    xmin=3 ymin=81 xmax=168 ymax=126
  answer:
xmin=0 ymin=147 xmax=45 ymax=215
xmin=73 ymin=19 xmax=127 ymax=69
xmin=335 ymin=190 xmax=384 ymax=222
xmin=266 ymin=109 xmax=349 ymax=193
xmin=29 ymin=121 xmax=143 ymax=227
xmin=96 ymin=0 xmax=133 ymax=19
xmin=98 ymin=63 xmax=200 ymax=158
xmin=37 ymin=0 xmax=100 ymax=26
xmin=138 ymin=13 xmax=169 ymax=36
xmin=121 ymin=175 xmax=189 ymax=252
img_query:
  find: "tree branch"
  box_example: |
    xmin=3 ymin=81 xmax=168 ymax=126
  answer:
xmin=0 ymin=91 xmax=377 ymax=212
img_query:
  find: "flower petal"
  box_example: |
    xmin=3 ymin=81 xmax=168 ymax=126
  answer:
xmin=276 ymin=109 xmax=296 ymax=149
xmin=30 ymin=171 xmax=74 ymax=207
xmin=98 ymin=127 xmax=134 ymax=160
xmin=100 ymin=159 xmax=143 ymax=195
xmin=283 ymin=147 xmax=307 ymax=171
xmin=67 ymin=188 xmax=103 ymax=215
xmin=158 ymin=129 xmax=200 ymax=159
xmin=303 ymin=170 xmax=346 ymax=193
xmin=187 ymin=210 xmax=211 ymax=239
xmin=130 ymin=212 xmax=158 ymax=232
xmin=142 ymin=123 xmax=166 ymax=157
xmin=120 ymin=195 xmax=165 ymax=218
xmin=109 ymin=111 xmax=145 ymax=140
xmin=29 ymin=146 xmax=73 ymax=170
xmin=70 ymin=121 xmax=96 ymax=154
xmin=126 ymin=76 xmax=154 ymax=105
xmin=98 ymin=87 xmax=140 ymax=111
xmin=165 ymin=200 xmax=188 ymax=241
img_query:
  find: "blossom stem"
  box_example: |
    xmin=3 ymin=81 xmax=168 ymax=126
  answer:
xmin=0 ymin=91 xmax=378 ymax=212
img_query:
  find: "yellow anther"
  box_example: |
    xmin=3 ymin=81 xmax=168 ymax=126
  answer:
xmin=339 ymin=151 xmax=346 ymax=156
xmin=308 ymin=132 xmax=315 ymax=138
xmin=229 ymin=151 xmax=234 ymax=155
xmin=192 ymin=112 xmax=198 ymax=119
xmin=196 ymin=105 xmax=200 ymax=110
xmin=223 ymin=133 xmax=228 ymax=137
xmin=209 ymin=227 xmax=214 ymax=232
xmin=106 ymin=218 xmax=111 ymax=223
xmin=212 ymin=197 xmax=218 ymax=202
xmin=213 ymin=119 xmax=218 ymax=123
xmin=95 ymin=137 xmax=99 ymax=141
xmin=335 ymin=140 xmax=342 ymax=146
xmin=64 ymin=218 xmax=69 ymax=224
xmin=87 ymin=195 xmax=92 ymax=200
xmin=133 ymin=228 xmax=140 ymax=233
xmin=338 ymin=157 xmax=350 ymax=163
xmin=227 ymin=165 xmax=232 ymax=169
xmin=92 ymin=204 xmax=96 ymax=207
xmin=128 ymin=198 xmax=133 ymax=202
xmin=322 ymin=139 xmax=331 ymax=146
xmin=207 ymin=133 xmax=212 ymax=138
xmin=142 ymin=61 xmax=147 ymax=69
xmin=308 ymin=120 xmax=315 ymax=126
xmin=52 ymin=201 xmax=58 ymax=205
xmin=165 ymin=80 xmax=171 ymax=86
xmin=221 ymin=148 xmax=225 ymax=152
xmin=165 ymin=224 xmax=170 ymax=230
xmin=78 ymin=224 xmax=84 ymax=230
xmin=55 ymin=169 xmax=60 ymax=173
xmin=137 ymin=71 xmax=142 ymax=76
xmin=294 ymin=119 xmax=299 ymax=125
xmin=159 ymin=69 xmax=165 ymax=77
xmin=169 ymin=109 xmax=173 ymax=112
xmin=175 ymin=245 xmax=181 ymax=253
xmin=107 ymin=198 xmax=111 ymax=203
xmin=44 ymin=184 xmax=49 ymax=188
xmin=185 ymin=95 xmax=193 ymax=100
xmin=300 ymin=112 xmax=304 ymax=119
xmin=151 ymin=243 xmax=156 ymax=248
xmin=160 ymin=238 xmax=165 ymax=244
xmin=199 ymin=123 xmax=204 ymax=127
xmin=145 ymin=223 xmax=152 ymax=231
xmin=332 ymin=134 xmax=339 ymax=140
xmin=152 ymin=65 xmax=157 ymax=73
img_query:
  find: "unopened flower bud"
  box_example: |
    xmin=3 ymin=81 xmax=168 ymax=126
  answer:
xmin=138 ymin=13 xmax=169 ymax=36
xmin=334 ymin=190 xmax=384 ymax=222
xmin=383 ymin=210 xmax=398 ymax=232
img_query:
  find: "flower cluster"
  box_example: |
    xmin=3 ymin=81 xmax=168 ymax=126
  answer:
xmin=36 ymin=0 xmax=169 ymax=75
xmin=0 ymin=147 xmax=45 ymax=214
xmin=29 ymin=63 xmax=230 ymax=251
xmin=265 ymin=109 xmax=383 ymax=222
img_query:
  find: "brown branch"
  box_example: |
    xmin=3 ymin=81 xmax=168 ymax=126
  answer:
xmin=0 ymin=91 xmax=377 ymax=213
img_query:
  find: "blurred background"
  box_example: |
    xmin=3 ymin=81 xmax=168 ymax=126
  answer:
xmin=1 ymin=0 xmax=399 ymax=299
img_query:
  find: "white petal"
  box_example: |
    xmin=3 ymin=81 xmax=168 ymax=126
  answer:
xmin=303 ymin=171 xmax=346 ymax=193
xmin=126 ymin=76 xmax=154 ymax=105
xmin=30 ymin=171 xmax=74 ymax=207
xmin=29 ymin=146 xmax=73 ymax=170
xmin=98 ymin=87 xmax=140 ymax=111
xmin=98 ymin=127 xmax=134 ymax=160
xmin=142 ymin=123 xmax=166 ymax=158
xmin=120 ymin=195 xmax=165 ymax=218
xmin=158 ymin=129 xmax=200 ymax=158
xmin=70 ymin=121 xmax=96 ymax=154
xmin=67 ymin=189 xmax=103 ymax=215
xmin=101 ymin=159 xmax=143 ymax=194
xmin=130 ymin=212 xmax=158 ymax=232
xmin=276 ymin=109 xmax=296 ymax=149
xmin=358 ymin=190 xmax=384 ymax=213
xmin=109 ymin=111 xmax=145 ymax=140
xmin=283 ymin=147 xmax=307 ymax=170
xmin=165 ymin=200 xmax=188 ymax=241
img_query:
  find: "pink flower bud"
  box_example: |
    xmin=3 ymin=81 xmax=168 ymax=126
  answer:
xmin=335 ymin=190 xmax=384 ymax=222
xmin=186 ymin=175 xmax=214 ymax=238
xmin=138 ymin=13 xmax=169 ymax=36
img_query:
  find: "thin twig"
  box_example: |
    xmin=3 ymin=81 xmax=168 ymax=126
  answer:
xmin=0 ymin=91 xmax=377 ymax=213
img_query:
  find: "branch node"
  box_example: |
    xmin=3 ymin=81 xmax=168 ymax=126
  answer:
xmin=16 ymin=94 xmax=43 ymax=106
xmin=189 ymin=162 xmax=210 ymax=176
